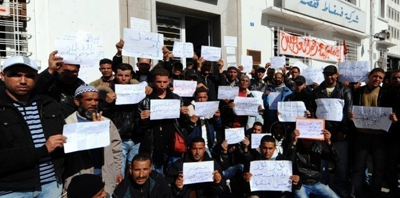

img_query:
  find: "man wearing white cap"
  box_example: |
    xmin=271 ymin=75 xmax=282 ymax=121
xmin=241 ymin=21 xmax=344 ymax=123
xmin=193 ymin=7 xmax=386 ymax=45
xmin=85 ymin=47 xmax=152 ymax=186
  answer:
xmin=36 ymin=51 xmax=85 ymax=117
xmin=0 ymin=56 xmax=67 ymax=197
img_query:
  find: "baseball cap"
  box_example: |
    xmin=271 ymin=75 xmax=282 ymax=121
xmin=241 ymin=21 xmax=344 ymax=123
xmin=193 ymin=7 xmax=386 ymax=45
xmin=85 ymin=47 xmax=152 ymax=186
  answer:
xmin=2 ymin=56 xmax=38 ymax=71
xmin=294 ymin=76 xmax=306 ymax=84
xmin=323 ymin=65 xmax=338 ymax=74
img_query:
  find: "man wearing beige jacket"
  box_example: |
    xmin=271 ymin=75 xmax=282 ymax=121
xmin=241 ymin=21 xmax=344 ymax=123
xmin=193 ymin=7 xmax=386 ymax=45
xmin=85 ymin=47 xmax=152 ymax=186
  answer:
xmin=63 ymin=84 xmax=122 ymax=196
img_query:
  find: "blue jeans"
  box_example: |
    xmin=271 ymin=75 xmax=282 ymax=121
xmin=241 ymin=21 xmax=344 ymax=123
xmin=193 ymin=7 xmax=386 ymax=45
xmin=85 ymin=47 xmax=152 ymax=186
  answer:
xmin=0 ymin=181 xmax=62 ymax=198
xmin=121 ymin=140 xmax=140 ymax=177
xmin=222 ymin=164 xmax=244 ymax=180
xmin=294 ymin=182 xmax=339 ymax=198
xmin=152 ymin=153 xmax=182 ymax=174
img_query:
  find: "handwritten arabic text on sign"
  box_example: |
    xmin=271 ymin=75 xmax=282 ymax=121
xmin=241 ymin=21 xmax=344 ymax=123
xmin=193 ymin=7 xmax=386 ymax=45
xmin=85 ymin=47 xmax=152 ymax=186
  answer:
xmin=183 ymin=161 xmax=214 ymax=185
xmin=233 ymin=97 xmax=260 ymax=116
xmin=122 ymin=28 xmax=164 ymax=60
xmin=278 ymin=101 xmax=307 ymax=122
xmin=225 ymin=128 xmax=245 ymax=144
xmin=150 ymin=99 xmax=180 ymax=120
xmin=217 ymin=86 xmax=239 ymax=100
xmin=315 ymin=98 xmax=344 ymax=121
xmin=115 ymin=84 xmax=146 ymax=105
xmin=173 ymin=80 xmax=197 ymax=97
xmin=352 ymin=106 xmax=392 ymax=132
xmin=279 ymin=31 xmax=344 ymax=63
xmin=194 ymin=101 xmax=219 ymax=118
xmin=63 ymin=120 xmax=110 ymax=153
xmin=296 ymin=118 xmax=325 ymax=140
xmin=250 ymin=160 xmax=292 ymax=192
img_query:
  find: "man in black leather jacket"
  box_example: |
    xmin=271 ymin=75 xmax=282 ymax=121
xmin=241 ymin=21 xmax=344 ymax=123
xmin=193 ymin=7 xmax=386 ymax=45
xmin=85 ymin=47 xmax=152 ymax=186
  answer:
xmin=136 ymin=68 xmax=190 ymax=174
xmin=287 ymin=129 xmax=340 ymax=198
xmin=310 ymin=65 xmax=352 ymax=197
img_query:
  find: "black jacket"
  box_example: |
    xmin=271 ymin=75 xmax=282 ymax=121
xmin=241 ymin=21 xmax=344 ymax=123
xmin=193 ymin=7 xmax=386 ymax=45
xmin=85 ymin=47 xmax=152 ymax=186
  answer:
xmin=36 ymin=69 xmax=85 ymax=117
xmin=241 ymin=152 xmax=297 ymax=198
xmin=113 ymin=172 xmax=171 ymax=198
xmin=166 ymin=153 xmax=226 ymax=198
xmin=286 ymin=142 xmax=339 ymax=185
xmin=136 ymin=90 xmax=189 ymax=165
xmin=0 ymin=89 xmax=65 ymax=190
xmin=310 ymin=82 xmax=353 ymax=138
xmin=98 ymin=81 xmax=143 ymax=141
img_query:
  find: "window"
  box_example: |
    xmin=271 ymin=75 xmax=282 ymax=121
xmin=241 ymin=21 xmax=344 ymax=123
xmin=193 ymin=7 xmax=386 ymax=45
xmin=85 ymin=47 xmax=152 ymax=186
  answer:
xmin=335 ymin=39 xmax=358 ymax=61
xmin=379 ymin=0 xmax=385 ymax=18
xmin=0 ymin=0 xmax=30 ymax=58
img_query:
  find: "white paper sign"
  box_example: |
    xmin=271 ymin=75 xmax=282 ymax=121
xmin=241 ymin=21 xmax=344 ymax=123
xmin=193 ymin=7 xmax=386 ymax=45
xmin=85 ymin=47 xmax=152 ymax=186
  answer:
xmin=225 ymin=128 xmax=245 ymax=144
xmin=268 ymin=92 xmax=281 ymax=110
xmin=172 ymin=42 xmax=194 ymax=58
xmin=338 ymin=61 xmax=369 ymax=83
xmin=150 ymin=99 xmax=180 ymax=120
xmin=352 ymin=106 xmax=392 ymax=132
xmin=270 ymin=56 xmax=286 ymax=69
xmin=227 ymin=55 xmax=236 ymax=64
xmin=122 ymin=28 xmax=164 ymax=60
xmin=115 ymin=84 xmax=146 ymax=105
xmin=63 ymin=120 xmax=110 ymax=153
xmin=302 ymin=67 xmax=324 ymax=85
xmin=241 ymin=55 xmax=253 ymax=73
xmin=55 ymin=34 xmax=104 ymax=65
xmin=194 ymin=101 xmax=219 ymax=118
xmin=250 ymin=161 xmax=292 ymax=192
xmin=130 ymin=17 xmax=151 ymax=32
xmin=217 ymin=86 xmax=239 ymax=100
xmin=292 ymin=61 xmax=309 ymax=71
xmin=233 ymin=97 xmax=259 ymax=116
xmin=251 ymin=91 xmax=264 ymax=109
xmin=226 ymin=47 xmax=236 ymax=55
xmin=251 ymin=133 xmax=271 ymax=149
xmin=296 ymin=118 xmax=324 ymax=140
xmin=183 ymin=161 xmax=214 ymax=185
xmin=224 ymin=36 xmax=237 ymax=47
xmin=173 ymin=80 xmax=197 ymax=97
xmin=315 ymin=99 xmax=344 ymax=121
xmin=278 ymin=101 xmax=306 ymax=122
xmin=201 ymin=46 xmax=221 ymax=61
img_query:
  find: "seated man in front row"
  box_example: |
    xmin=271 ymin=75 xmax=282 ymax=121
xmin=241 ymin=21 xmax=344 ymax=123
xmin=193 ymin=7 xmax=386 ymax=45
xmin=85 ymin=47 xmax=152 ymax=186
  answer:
xmin=242 ymin=135 xmax=300 ymax=198
xmin=113 ymin=153 xmax=171 ymax=198
xmin=167 ymin=137 xmax=227 ymax=197
xmin=286 ymin=129 xmax=340 ymax=198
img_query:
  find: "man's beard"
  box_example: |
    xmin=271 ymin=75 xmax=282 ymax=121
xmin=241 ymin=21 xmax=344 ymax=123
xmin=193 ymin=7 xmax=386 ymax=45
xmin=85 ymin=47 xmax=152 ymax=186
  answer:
xmin=78 ymin=106 xmax=97 ymax=120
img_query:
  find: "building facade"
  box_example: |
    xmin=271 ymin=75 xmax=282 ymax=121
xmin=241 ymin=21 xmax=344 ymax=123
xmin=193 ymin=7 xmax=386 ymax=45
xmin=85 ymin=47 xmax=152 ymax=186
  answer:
xmin=3 ymin=0 xmax=395 ymax=82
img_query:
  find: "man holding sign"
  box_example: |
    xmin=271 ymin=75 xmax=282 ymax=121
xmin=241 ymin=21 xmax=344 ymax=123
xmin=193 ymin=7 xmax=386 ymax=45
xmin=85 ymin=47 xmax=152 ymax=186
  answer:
xmin=0 ymin=56 xmax=66 ymax=197
xmin=287 ymin=129 xmax=340 ymax=198
xmin=166 ymin=137 xmax=226 ymax=197
xmin=310 ymin=65 xmax=352 ymax=196
xmin=136 ymin=69 xmax=190 ymax=174
xmin=242 ymin=135 xmax=300 ymax=197
xmin=350 ymin=68 xmax=397 ymax=198
xmin=63 ymin=84 xmax=122 ymax=195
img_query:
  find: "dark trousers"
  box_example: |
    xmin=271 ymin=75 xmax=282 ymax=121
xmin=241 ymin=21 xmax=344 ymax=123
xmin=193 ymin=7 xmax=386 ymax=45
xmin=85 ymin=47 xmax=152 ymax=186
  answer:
xmin=386 ymin=132 xmax=400 ymax=193
xmin=351 ymin=132 xmax=386 ymax=197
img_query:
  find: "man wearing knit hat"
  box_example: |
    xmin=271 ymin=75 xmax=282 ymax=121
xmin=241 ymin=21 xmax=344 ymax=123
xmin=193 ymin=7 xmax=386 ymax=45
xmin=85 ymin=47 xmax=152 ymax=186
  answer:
xmin=67 ymin=174 xmax=106 ymax=198
xmin=63 ymin=84 xmax=122 ymax=196
xmin=0 ymin=56 xmax=66 ymax=197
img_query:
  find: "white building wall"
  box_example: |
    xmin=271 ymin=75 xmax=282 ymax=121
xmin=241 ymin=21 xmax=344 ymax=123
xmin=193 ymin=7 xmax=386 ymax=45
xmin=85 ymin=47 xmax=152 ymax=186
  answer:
xmin=26 ymin=0 xmax=120 ymax=82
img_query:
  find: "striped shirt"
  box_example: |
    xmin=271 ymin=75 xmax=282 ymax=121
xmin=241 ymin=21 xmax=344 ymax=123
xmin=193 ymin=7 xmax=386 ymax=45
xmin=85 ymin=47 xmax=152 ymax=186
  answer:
xmin=14 ymin=102 xmax=56 ymax=184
